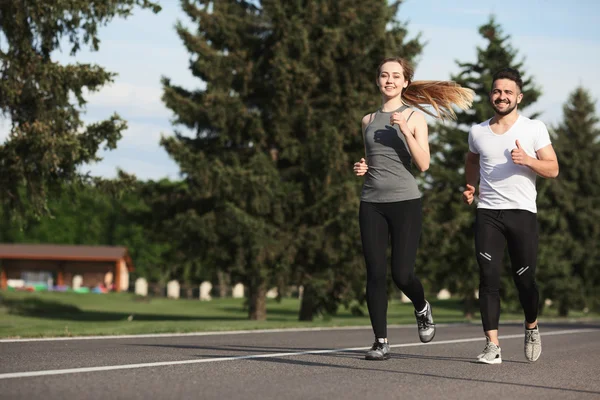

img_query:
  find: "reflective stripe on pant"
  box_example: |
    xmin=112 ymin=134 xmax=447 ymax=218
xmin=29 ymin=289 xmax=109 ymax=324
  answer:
xmin=475 ymin=208 xmax=540 ymax=332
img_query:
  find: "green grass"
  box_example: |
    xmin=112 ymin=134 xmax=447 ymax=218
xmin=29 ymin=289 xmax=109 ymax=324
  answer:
xmin=0 ymin=290 xmax=598 ymax=338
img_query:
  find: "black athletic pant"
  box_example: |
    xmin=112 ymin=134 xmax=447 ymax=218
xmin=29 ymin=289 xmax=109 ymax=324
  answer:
xmin=359 ymin=198 xmax=426 ymax=339
xmin=475 ymin=208 xmax=540 ymax=332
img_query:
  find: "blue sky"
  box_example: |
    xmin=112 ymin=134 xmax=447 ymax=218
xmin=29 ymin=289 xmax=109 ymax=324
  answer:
xmin=1 ymin=0 xmax=598 ymax=181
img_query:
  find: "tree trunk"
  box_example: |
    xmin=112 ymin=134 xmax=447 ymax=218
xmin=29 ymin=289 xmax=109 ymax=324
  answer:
xmin=217 ymin=270 xmax=229 ymax=298
xmin=463 ymin=291 xmax=476 ymax=320
xmin=248 ymin=278 xmax=267 ymax=320
xmin=558 ymin=300 xmax=569 ymax=317
xmin=537 ymin=298 xmax=546 ymax=316
xmin=298 ymin=283 xmax=315 ymax=321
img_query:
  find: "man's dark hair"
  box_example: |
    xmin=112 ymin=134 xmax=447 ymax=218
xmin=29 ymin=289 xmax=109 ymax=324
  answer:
xmin=492 ymin=68 xmax=523 ymax=91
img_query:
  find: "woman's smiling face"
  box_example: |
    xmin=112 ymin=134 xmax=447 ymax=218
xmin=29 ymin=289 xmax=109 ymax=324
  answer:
xmin=377 ymin=61 xmax=408 ymax=98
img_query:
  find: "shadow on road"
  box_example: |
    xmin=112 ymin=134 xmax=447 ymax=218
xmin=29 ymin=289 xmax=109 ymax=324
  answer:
xmin=129 ymin=342 xmax=529 ymax=366
xmin=0 ymin=297 xmax=244 ymax=322
xmin=248 ymin=355 xmax=600 ymax=396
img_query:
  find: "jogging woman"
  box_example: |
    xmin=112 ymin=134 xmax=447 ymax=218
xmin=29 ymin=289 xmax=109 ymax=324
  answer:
xmin=354 ymin=57 xmax=474 ymax=360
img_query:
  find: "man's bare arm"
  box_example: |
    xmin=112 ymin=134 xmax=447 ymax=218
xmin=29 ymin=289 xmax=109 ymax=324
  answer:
xmin=465 ymin=151 xmax=480 ymax=187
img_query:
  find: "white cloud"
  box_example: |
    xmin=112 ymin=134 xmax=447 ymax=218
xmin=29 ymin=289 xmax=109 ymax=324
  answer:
xmin=82 ymin=147 xmax=180 ymax=181
xmin=84 ymin=82 xmax=171 ymax=119
xmin=55 ymin=39 xmax=201 ymax=90
xmin=115 ymin=121 xmax=172 ymax=151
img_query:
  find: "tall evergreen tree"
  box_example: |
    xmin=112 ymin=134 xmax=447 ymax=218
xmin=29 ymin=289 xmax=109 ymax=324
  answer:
xmin=536 ymin=87 xmax=600 ymax=315
xmin=0 ymin=0 xmax=160 ymax=218
xmin=161 ymin=0 xmax=422 ymax=320
xmin=287 ymin=1 xmax=423 ymax=321
xmin=420 ymin=17 xmax=541 ymax=316
xmin=133 ymin=179 xmax=220 ymax=288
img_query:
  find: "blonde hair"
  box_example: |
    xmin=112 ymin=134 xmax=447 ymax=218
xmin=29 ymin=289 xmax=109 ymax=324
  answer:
xmin=377 ymin=57 xmax=475 ymax=120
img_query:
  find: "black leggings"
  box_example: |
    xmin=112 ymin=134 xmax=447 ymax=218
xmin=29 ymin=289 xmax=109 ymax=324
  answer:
xmin=475 ymin=208 xmax=540 ymax=332
xmin=359 ymin=199 xmax=426 ymax=339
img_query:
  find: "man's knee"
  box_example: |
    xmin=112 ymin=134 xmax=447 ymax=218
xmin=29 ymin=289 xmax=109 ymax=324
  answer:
xmin=478 ymin=262 xmax=501 ymax=290
xmin=479 ymin=284 xmax=500 ymax=296
xmin=514 ymin=270 xmax=537 ymax=291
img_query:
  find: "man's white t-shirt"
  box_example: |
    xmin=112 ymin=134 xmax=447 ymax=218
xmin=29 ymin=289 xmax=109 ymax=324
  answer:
xmin=468 ymin=115 xmax=552 ymax=213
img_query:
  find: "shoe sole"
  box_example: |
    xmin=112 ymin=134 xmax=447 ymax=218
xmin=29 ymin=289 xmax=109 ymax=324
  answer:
xmin=365 ymin=354 xmax=391 ymax=361
xmin=475 ymin=357 xmax=502 ymax=365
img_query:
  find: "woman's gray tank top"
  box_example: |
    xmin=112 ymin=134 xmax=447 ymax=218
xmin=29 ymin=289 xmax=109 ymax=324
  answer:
xmin=360 ymin=105 xmax=421 ymax=203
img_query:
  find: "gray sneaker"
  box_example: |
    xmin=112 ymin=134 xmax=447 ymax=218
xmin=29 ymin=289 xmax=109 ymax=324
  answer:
xmin=365 ymin=341 xmax=390 ymax=360
xmin=524 ymin=324 xmax=542 ymax=362
xmin=414 ymin=301 xmax=436 ymax=343
xmin=477 ymin=337 xmax=494 ymax=359
xmin=476 ymin=339 xmax=502 ymax=364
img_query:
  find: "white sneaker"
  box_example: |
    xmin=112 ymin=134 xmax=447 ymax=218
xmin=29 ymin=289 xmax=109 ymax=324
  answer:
xmin=476 ymin=339 xmax=502 ymax=364
xmin=524 ymin=324 xmax=542 ymax=362
xmin=414 ymin=301 xmax=436 ymax=343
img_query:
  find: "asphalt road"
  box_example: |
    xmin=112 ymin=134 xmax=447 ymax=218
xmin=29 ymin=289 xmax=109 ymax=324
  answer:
xmin=1 ymin=322 xmax=599 ymax=400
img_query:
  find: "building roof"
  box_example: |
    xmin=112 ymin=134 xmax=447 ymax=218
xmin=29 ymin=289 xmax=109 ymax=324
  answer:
xmin=0 ymin=244 xmax=134 ymax=271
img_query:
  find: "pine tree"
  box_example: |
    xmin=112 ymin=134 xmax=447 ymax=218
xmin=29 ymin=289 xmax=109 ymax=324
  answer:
xmin=287 ymin=1 xmax=423 ymax=321
xmin=420 ymin=17 xmax=541 ymax=317
xmin=537 ymin=87 xmax=600 ymax=315
xmin=161 ymin=0 xmax=422 ymax=320
xmin=0 ymin=0 xmax=160 ymax=218
xmin=134 ymin=178 xmax=233 ymax=292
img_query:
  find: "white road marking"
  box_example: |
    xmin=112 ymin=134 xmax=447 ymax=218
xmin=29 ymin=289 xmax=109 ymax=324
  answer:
xmin=0 ymin=328 xmax=596 ymax=380
xmin=0 ymin=323 xmax=460 ymax=343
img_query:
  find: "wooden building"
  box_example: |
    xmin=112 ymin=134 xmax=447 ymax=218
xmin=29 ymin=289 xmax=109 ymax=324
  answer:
xmin=0 ymin=244 xmax=134 ymax=292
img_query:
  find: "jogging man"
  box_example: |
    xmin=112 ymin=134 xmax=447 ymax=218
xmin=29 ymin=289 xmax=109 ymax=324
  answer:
xmin=462 ymin=68 xmax=559 ymax=364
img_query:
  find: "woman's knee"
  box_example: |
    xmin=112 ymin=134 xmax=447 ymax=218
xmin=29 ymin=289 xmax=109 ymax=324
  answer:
xmin=367 ymin=268 xmax=387 ymax=287
xmin=392 ymin=269 xmax=414 ymax=289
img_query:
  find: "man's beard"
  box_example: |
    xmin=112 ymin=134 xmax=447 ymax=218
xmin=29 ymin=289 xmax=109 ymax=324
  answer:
xmin=492 ymin=100 xmax=517 ymax=116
